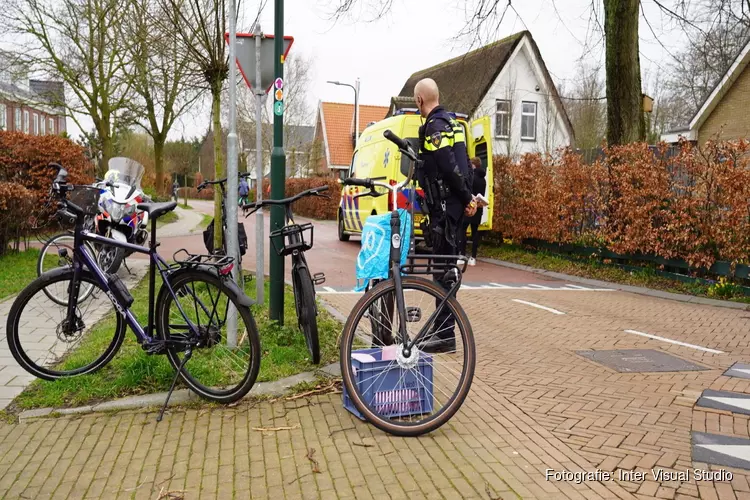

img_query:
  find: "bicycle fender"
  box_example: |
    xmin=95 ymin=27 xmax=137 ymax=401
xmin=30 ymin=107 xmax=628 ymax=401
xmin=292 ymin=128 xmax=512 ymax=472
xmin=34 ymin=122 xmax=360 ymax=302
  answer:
xmin=222 ymin=276 xmax=254 ymax=307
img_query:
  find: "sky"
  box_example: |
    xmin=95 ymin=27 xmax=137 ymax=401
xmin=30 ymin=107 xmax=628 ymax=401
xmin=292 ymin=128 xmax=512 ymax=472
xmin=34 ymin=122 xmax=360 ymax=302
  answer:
xmin=68 ymin=0 xmax=692 ymax=141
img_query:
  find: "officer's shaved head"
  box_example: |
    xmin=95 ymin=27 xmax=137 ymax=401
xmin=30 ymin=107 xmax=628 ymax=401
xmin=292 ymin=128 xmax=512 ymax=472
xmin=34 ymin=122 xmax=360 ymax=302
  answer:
xmin=414 ymin=78 xmax=439 ymax=117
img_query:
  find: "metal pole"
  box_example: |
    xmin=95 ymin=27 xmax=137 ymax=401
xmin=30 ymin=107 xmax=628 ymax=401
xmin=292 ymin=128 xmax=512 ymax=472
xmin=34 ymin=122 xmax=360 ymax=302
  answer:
xmin=226 ymin=0 xmax=239 ymax=346
xmin=355 ymin=78 xmax=360 ymax=148
xmin=270 ymin=0 xmax=286 ymax=323
xmin=254 ymin=23 xmax=264 ymax=305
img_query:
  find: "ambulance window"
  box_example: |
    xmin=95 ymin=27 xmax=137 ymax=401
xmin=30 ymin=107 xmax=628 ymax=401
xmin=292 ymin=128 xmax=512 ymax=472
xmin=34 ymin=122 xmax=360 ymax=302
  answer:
xmin=348 ymin=152 xmax=357 ymax=177
xmin=399 ymin=138 xmax=420 ymax=176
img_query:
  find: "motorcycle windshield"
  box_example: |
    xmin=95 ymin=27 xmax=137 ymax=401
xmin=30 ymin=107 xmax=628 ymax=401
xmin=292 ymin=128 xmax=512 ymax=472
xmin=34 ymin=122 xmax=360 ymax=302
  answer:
xmin=104 ymin=157 xmax=145 ymax=188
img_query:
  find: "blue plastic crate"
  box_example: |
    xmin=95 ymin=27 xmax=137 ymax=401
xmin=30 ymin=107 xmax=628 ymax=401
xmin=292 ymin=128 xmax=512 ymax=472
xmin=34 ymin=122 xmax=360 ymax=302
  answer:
xmin=342 ymin=348 xmax=434 ymax=420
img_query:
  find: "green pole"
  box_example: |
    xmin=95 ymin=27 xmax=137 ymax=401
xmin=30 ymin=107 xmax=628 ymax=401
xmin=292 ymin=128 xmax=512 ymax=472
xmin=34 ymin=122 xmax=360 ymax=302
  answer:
xmin=270 ymin=0 xmax=285 ymax=323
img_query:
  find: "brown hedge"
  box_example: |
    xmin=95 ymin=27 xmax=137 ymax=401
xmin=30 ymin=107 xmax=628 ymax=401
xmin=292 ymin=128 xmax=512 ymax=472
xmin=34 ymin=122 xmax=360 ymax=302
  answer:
xmin=492 ymin=140 xmax=750 ymax=270
xmin=251 ymin=178 xmax=341 ymax=220
xmin=0 ymin=131 xmax=93 ymax=253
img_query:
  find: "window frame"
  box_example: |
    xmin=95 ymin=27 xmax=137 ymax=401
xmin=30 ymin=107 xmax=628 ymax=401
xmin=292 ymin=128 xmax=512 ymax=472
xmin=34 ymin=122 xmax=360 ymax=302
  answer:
xmin=40 ymin=115 xmax=45 ymax=135
xmin=33 ymin=113 xmax=39 ymax=135
xmin=495 ymin=99 xmax=510 ymax=139
xmin=23 ymin=110 xmax=29 ymax=134
xmin=15 ymin=108 xmax=22 ymax=131
xmin=520 ymin=101 xmax=537 ymax=141
xmin=48 ymin=117 xmax=55 ymax=135
xmin=0 ymin=103 xmax=6 ymax=131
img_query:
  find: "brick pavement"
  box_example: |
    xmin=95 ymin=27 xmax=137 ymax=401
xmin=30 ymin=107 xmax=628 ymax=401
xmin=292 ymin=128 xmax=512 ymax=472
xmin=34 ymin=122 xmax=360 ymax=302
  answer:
xmin=1 ymin=284 xmax=750 ymax=498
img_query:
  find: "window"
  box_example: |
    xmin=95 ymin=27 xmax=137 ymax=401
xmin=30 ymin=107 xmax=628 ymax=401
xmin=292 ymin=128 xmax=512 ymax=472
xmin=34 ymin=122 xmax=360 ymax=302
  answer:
xmin=33 ymin=114 xmax=38 ymax=135
xmin=40 ymin=115 xmax=45 ymax=135
xmin=521 ymin=101 xmax=537 ymax=141
xmin=495 ymin=100 xmax=510 ymax=138
xmin=23 ymin=110 xmax=29 ymax=134
xmin=48 ymin=118 xmax=55 ymax=135
xmin=15 ymin=109 xmax=21 ymax=131
xmin=0 ymin=104 xmax=6 ymax=131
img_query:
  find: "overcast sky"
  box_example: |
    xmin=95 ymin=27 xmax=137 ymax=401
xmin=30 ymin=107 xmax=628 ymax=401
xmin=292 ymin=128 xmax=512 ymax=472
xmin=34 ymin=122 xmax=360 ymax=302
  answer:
xmin=70 ymin=0 xmax=691 ymax=141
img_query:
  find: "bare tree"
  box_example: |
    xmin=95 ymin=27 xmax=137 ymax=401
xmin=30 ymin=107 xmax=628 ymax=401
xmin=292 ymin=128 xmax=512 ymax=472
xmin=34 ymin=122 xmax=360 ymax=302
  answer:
xmin=157 ymin=0 xmax=240 ymax=249
xmin=563 ymin=63 xmax=606 ymax=150
xmin=6 ymin=0 xmax=134 ymax=171
xmin=126 ymin=0 xmax=201 ymax=196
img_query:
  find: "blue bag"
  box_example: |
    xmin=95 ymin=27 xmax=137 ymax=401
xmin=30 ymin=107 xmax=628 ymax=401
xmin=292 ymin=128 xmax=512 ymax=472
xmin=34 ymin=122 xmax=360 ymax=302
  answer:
xmin=355 ymin=209 xmax=411 ymax=292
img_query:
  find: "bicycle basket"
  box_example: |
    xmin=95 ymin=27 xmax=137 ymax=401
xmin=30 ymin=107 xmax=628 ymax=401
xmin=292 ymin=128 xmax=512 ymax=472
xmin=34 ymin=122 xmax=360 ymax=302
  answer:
xmin=68 ymin=186 xmax=102 ymax=216
xmin=269 ymin=223 xmax=313 ymax=257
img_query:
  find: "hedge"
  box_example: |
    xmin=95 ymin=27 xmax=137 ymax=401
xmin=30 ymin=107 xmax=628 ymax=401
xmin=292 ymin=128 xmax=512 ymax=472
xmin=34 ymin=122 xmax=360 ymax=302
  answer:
xmin=0 ymin=131 xmax=93 ymax=255
xmin=492 ymin=140 xmax=750 ymax=271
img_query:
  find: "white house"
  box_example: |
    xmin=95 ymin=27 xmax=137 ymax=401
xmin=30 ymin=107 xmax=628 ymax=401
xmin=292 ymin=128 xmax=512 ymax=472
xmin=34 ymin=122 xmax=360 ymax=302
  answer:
xmin=390 ymin=31 xmax=574 ymax=157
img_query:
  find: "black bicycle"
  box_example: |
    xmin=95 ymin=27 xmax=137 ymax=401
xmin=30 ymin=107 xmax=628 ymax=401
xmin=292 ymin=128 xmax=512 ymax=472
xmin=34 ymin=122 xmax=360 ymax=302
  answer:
xmin=6 ymin=164 xmax=261 ymax=421
xmin=243 ymin=186 xmax=328 ymax=364
xmin=198 ymin=174 xmax=249 ymax=261
xmin=338 ymin=130 xmax=475 ymax=437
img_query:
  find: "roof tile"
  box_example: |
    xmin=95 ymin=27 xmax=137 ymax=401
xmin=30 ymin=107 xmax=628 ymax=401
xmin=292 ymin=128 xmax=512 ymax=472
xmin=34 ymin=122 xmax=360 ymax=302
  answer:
xmin=321 ymin=102 xmax=388 ymax=167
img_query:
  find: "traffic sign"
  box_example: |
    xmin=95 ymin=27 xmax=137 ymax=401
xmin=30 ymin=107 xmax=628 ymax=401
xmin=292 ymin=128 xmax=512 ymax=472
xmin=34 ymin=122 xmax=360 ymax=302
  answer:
xmin=274 ymin=101 xmax=284 ymax=116
xmin=226 ymin=33 xmax=294 ymax=93
xmin=274 ymin=89 xmax=283 ymax=101
xmin=275 ymin=78 xmax=283 ymax=90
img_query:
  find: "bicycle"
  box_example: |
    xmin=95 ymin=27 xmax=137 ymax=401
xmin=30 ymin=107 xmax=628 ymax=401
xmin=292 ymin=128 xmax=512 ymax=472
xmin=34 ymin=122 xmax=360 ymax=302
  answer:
xmin=243 ymin=186 xmax=329 ymax=364
xmin=198 ymin=174 xmax=249 ymax=262
xmin=7 ymin=164 xmax=261 ymax=421
xmin=338 ymin=130 xmax=476 ymax=437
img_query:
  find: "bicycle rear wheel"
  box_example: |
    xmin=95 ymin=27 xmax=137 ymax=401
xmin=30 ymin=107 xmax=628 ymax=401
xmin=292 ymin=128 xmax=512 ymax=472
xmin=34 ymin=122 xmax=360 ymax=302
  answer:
xmin=340 ymin=276 xmax=475 ymax=437
xmin=37 ymin=233 xmax=96 ymax=305
xmin=156 ymin=269 xmax=261 ymax=403
xmin=292 ymin=266 xmax=320 ymax=364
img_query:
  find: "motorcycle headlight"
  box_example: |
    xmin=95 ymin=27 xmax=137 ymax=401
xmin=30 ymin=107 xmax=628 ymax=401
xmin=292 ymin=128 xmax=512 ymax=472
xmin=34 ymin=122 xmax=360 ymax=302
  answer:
xmin=107 ymin=200 xmax=125 ymax=222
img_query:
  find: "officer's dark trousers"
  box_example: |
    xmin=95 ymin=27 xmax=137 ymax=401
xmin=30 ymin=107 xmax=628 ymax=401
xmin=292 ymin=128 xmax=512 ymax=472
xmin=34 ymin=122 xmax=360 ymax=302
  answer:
xmin=431 ymin=213 xmax=463 ymax=344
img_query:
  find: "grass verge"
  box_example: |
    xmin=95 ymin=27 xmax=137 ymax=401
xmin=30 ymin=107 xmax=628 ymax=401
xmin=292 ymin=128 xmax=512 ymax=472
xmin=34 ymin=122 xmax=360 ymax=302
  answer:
xmin=197 ymin=214 xmax=213 ymax=230
xmin=0 ymin=249 xmax=40 ymax=301
xmin=10 ymin=272 xmax=340 ymax=411
xmin=480 ymin=243 xmax=750 ymax=304
xmin=179 ymin=202 xmax=193 ymax=210
xmin=156 ymin=210 xmax=179 ymax=227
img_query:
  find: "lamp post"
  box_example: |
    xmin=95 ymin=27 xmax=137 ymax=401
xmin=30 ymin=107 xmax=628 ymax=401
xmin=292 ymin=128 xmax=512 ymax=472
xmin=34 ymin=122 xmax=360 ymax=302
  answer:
xmin=327 ymin=79 xmax=360 ymax=147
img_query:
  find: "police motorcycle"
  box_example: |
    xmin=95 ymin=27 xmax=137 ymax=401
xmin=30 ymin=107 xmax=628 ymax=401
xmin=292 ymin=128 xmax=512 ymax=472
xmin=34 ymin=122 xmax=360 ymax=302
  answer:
xmin=94 ymin=157 xmax=150 ymax=274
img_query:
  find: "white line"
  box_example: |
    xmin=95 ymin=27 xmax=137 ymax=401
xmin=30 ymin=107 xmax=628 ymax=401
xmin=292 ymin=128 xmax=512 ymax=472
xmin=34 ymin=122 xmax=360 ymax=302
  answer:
xmin=323 ymin=286 xmax=336 ymax=293
xmin=490 ymin=283 xmax=511 ymax=289
xmin=564 ymin=284 xmax=590 ymax=290
xmin=511 ymin=299 xmax=566 ymax=315
xmin=624 ymin=329 xmax=724 ymax=354
xmin=317 ymin=290 xmax=363 ymax=295
xmin=527 ymin=284 xmax=552 ymax=290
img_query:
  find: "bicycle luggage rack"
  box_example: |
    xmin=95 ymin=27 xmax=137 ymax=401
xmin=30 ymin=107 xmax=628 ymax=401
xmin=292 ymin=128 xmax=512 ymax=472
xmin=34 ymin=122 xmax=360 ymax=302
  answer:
xmin=401 ymin=254 xmax=468 ymax=275
xmin=270 ymin=223 xmax=314 ymax=257
xmin=172 ymin=249 xmax=234 ymax=274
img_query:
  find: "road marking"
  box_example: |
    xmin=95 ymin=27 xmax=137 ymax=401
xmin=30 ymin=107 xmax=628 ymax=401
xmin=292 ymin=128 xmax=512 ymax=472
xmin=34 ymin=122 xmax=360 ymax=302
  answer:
xmin=526 ymin=284 xmax=552 ymax=290
xmin=323 ymin=286 xmax=336 ymax=293
xmin=696 ymin=444 xmax=750 ymax=462
xmin=624 ymin=329 xmax=724 ymax=354
xmin=489 ymin=283 xmax=511 ymax=289
xmin=317 ymin=283 xmax=615 ymax=294
xmin=511 ymin=299 xmax=565 ymax=315
xmin=703 ymin=396 xmax=750 ymax=412
xmin=564 ymin=284 xmax=589 ymax=290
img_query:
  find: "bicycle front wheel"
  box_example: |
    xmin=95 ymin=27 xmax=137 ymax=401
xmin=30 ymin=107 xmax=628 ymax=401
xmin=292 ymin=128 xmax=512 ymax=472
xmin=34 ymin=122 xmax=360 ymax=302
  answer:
xmin=292 ymin=266 xmax=320 ymax=364
xmin=156 ymin=269 xmax=261 ymax=403
xmin=37 ymin=233 xmax=96 ymax=305
xmin=340 ymin=276 xmax=475 ymax=437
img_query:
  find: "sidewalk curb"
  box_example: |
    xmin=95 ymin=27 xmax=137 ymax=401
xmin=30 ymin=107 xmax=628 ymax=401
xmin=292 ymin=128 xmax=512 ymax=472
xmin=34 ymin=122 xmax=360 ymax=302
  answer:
xmin=17 ymin=364 xmax=340 ymax=423
xmin=478 ymin=257 xmax=750 ymax=311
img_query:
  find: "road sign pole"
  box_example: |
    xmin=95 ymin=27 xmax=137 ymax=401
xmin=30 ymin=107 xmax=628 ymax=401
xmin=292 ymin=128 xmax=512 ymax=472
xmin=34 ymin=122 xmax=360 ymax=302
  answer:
xmin=254 ymin=23 xmax=264 ymax=306
xmin=270 ymin=0 xmax=285 ymax=323
xmin=226 ymin=0 xmax=239 ymax=346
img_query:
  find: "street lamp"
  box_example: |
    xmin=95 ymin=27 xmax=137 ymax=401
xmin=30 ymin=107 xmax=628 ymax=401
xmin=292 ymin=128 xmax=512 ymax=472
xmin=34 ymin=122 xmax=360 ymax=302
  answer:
xmin=327 ymin=78 xmax=360 ymax=147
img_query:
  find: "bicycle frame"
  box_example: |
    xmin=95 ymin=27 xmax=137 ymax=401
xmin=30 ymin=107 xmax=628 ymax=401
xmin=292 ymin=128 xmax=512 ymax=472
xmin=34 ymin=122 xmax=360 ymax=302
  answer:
xmin=65 ymin=216 xmax=199 ymax=343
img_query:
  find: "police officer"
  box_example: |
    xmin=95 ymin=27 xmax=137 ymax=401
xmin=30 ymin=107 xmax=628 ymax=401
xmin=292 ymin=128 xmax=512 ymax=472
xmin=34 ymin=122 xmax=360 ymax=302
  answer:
xmin=414 ymin=78 xmax=477 ymax=353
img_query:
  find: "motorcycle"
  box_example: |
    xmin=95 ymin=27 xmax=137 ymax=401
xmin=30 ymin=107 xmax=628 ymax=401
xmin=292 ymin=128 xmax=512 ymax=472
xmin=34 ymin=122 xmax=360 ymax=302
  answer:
xmin=94 ymin=157 xmax=149 ymax=274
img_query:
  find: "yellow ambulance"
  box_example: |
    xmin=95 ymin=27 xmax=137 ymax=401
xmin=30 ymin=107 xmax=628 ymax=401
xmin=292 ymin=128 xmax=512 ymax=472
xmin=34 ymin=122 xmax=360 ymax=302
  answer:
xmin=337 ymin=109 xmax=493 ymax=241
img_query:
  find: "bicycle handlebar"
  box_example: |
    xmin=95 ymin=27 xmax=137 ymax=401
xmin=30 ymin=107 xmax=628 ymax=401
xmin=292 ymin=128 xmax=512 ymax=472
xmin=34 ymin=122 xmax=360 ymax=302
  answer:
xmin=197 ymin=172 xmax=252 ymax=191
xmin=242 ymin=185 xmax=329 ymax=216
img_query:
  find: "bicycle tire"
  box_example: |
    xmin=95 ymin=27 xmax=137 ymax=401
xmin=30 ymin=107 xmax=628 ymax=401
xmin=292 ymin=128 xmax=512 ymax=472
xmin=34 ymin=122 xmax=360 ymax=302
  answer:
xmin=340 ymin=276 xmax=475 ymax=437
xmin=6 ymin=268 xmax=126 ymax=380
xmin=292 ymin=265 xmax=321 ymax=364
xmin=37 ymin=233 xmax=96 ymax=306
xmin=156 ymin=268 xmax=261 ymax=403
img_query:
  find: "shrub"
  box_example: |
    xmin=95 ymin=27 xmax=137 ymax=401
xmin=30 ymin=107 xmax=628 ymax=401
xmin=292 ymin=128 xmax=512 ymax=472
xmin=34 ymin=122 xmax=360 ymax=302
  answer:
xmin=0 ymin=131 xmax=93 ymax=254
xmin=280 ymin=178 xmax=341 ymax=220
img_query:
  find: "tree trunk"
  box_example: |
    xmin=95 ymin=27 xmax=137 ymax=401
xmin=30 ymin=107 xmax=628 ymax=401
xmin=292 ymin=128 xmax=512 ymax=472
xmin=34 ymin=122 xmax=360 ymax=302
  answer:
xmin=100 ymin=132 xmax=114 ymax=177
xmin=211 ymin=85 xmax=224 ymax=252
xmin=154 ymin=137 xmax=166 ymax=197
xmin=604 ymin=0 xmax=645 ymax=145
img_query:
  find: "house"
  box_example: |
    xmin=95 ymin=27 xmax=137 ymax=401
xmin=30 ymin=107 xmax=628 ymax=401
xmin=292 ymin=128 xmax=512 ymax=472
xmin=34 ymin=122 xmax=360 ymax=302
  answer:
xmin=661 ymin=37 xmax=750 ymax=144
xmin=391 ymin=31 xmax=574 ymax=157
xmin=312 ymin=101 xmax=389 ymax=178
xmin=0 ymin=52 xmax=67 ymax=135
xmin=198 ymin=124 xmax=314 ymax=185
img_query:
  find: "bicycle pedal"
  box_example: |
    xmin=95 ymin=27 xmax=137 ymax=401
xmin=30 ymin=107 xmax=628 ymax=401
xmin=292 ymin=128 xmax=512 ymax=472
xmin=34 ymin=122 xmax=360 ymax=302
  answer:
xmin=406 ymin=307 xmax=422 ymax=322
xmin=312 ymin=272 xmax=326 ymax=285
xmin=142 ymin=340 xmax=167 ymax=355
